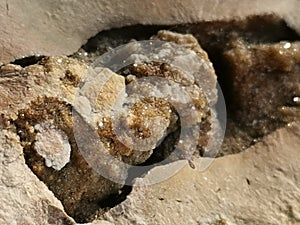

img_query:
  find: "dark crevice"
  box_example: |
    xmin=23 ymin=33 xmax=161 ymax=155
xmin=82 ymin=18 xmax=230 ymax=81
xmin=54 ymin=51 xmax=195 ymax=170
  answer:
xmin=11 ymin=55 xmax=44 ymax=67
xmin=246 ymin=178 xmax=251 ymax=185
xmin=175 ymin=14 xmax=300 ymax=120
xmin=177 ymin=15 xmax=300 ymax=155
xmin=97 ymin=185 xmax=132 ymax=209
xmin=125 ymin=129 xmax=181 ymax=184
xmin=175 ymin=14 xmax=299 ymax=115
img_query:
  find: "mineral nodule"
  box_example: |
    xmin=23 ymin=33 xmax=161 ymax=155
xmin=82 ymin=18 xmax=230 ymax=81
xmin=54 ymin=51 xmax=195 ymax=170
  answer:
xmin=9 ymin=30 xmax=218 ymax=222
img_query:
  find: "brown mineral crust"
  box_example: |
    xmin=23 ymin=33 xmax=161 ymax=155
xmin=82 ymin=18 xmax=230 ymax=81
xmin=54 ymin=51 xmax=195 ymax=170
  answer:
xmin=1 ymin=46 xmax=215 ymax=221
xmin=119 ymin=60 xmax=211 ymax=158
xmin=155 ymin=30 xmax=212 ymax=63
xmin=39 ymin=56 xmax=88 ymax=101
xmin=96 ymin=97 xmax=173 ymax=165
xmin=97 ymin=117 xmax=132 ymax=157
xmin=128 ymin=97 xmax=172 ymax=140
xmin=224 ymin=39 xmax=300 ymax=137
xmin=14 ymin=96 xmax=122 ymax=222
xmin=123 ymin=62 xmax=194 ymax=86
xmin=0 ymin=57 xmax=97 ymax=218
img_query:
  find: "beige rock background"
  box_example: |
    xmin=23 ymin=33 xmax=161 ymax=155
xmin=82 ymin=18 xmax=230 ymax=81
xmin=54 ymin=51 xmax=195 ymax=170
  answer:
xmin=0 ymin=0 xmax=300 ymax=64
xmin=0 ymin=1 xmax=300 ymax=225
xmin=104 ymin=122 xmax=300 ymax=225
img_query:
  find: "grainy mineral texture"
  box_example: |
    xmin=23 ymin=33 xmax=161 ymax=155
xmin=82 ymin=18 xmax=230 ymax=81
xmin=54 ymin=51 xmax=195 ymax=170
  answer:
xmin=220 ymin=40 xmax=300 ymax=155
xmin=0 ymin=8 xmax=300 ymax=225
xmin=224 ymin=39 xmax=300 ymax=132
xmin=0 ymin=58 xmax=124 ymax=222
xmin=1 ymin=31 xmax=220 ymax=223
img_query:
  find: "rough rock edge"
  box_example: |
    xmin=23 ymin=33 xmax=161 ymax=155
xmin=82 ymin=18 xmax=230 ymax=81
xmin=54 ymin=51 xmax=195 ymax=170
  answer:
xmin=0 ymin=129 xmax=76 ymax=225
xmin=102 ymin=122 xmax=300 ymax=225
xmin=0 ymin=0 xmax=300 ymax=63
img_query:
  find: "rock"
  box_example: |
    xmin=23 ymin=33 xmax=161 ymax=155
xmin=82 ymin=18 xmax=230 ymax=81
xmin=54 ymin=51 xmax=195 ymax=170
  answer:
xmin=0 ymin=32 xmax=221 ymax=223
xmin=95 ymin=96 xmax=173 ymax=165
xmin=0 ymin=0 xmax=300 ymax=63
xmin=0 ymin=12 xmax=299 ymax=225
xmin=76 ymin=30 xmax=219 ymax=167
xmin=76 ymin=67 xmax=126 ymax=124
xmin=102 ymin=122 xmax=300 ymax=225
xmin=0 ymin=129 xmax=76 ymax=225
xmin=0 ymin=56 xmax=87 ymax=119
xmin=0 ymin=57 xmax=125 ymax=223
xmin=14 ymin=96 xmax=123 ymax=223
xmin=153 ymin=30 xmax=218 ymax=106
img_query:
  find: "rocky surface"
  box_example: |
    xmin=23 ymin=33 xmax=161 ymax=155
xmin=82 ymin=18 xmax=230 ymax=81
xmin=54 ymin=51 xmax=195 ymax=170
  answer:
xmin=0 ymin=5 xmax=300 ymax=225
xmin=0 ymin=56 xmax=87 ymax=119
xmin=0 ymin=129 xmax=76 ymax=225
xmin=1 ymin=0 xmax=300 ymax=63
xmin=1 ymin=116 xmax=300 ymax=225
xmin=0 ymin=57 xmax=125 ymax=222
xmin=103 ymin=122 xmax=300 ymax=225
xmin=1 ymin=31 xmax=222 ymax=223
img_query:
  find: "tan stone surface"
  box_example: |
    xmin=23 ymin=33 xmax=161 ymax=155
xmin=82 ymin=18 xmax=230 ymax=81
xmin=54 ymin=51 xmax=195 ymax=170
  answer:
xmin=0 ymin=56 xmax=87 ymax=119
xmin=0 ymin=129 xmax=76 ymax=225
xmin=103 ymin=122 xmax=300 ymax=225
xmin=0 ymin=0 xmax=300 ymax=63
